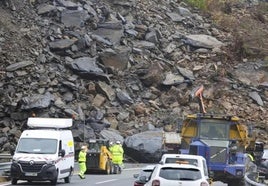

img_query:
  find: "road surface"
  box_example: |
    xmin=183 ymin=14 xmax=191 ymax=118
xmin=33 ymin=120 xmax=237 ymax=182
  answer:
xmin=1 ymin=163 xmax=227 ymax=186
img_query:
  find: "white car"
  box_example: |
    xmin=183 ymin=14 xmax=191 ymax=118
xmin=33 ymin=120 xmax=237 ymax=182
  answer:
xmin=159 ymin=154 xmax=209 ymax=181
xmin=133 ymin=165 xmax=156 ymax=186
xmin=143 ymin=163 xmax=209 ymax=186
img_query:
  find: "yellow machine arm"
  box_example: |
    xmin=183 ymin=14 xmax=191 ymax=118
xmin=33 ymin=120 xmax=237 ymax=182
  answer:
xmin=191 ymin=85 xmax=206 ymax=113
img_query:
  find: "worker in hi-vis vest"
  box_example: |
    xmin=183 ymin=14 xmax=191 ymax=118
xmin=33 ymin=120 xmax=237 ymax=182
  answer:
xmin=110 ymin=141 xmax=124 ymax=171
xmin=78 ymin=145 xmax=88 ymax=179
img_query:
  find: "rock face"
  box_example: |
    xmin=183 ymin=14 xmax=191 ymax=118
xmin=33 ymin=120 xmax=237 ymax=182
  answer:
xmin=0 ymin=0 xmax=267 ymax=162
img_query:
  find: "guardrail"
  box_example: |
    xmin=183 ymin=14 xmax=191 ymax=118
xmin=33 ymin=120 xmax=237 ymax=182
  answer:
xmin=0 ymin=162 xmax=11 ymax=173
xmin=0 ymin=154 xmax=12 ymax=162
xmin=0 ymin=154 xmax=12 ymax=177
xmin=245 ymin=172 xmax=267 ymax=186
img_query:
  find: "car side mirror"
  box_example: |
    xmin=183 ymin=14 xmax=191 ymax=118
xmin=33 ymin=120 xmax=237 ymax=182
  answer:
xmin=133 ymin=173 xmax=139 ymax=178
xmin=59 ymin=149 xmax=66 ymax=157
xmin=139 ymin=176 xmax=147 ymax=182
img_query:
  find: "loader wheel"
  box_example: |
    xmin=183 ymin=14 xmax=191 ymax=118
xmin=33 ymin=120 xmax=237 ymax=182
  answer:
xmin=105 ymin=161 xmax=111 ymax=175
xmin=110 ymin=162 xmax=115 ymax=174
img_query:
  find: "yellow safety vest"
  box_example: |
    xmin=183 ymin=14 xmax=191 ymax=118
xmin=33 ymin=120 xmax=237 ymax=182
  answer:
xmin=247 ymin=154 xmax=254 ymax=162
xmin=78 ymin=150 xmax=87 ymax=163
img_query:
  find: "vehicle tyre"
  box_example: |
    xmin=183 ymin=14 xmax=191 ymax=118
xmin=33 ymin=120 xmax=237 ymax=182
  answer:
xmin=64 ymin=167 xmax=73 ymax=183
xmin=110 ymin=162 xmax=115 ymax=174
xmin=114 ymin=164 xmax=119 ymax=174
xmin=11 ymin=178 xmax=17 ymax=185
xmin=105 ymin=161 xmax=111 ymax=175
xmin=51 ymin=171 xmax=58 ymax=185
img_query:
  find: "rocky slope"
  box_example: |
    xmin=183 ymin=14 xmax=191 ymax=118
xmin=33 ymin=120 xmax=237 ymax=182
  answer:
xmin=0 ymin=0 xmax=267 ymax=156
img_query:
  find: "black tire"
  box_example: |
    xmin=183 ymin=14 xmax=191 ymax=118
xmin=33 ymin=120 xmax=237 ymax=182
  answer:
xmin=114 ymin=165 xmax=119 ymax=174
xmin=105 ymin=161 xmax=111 ymax=175
xmin=11 ymin=178 xmax=17 ymax=185
xmin=64 ymin=167 xmax=73 ymax=183
xmin=110 ymin=162 xmax=115 ymax=174
xmin=50 ymin=171 xmax=58 ymax=185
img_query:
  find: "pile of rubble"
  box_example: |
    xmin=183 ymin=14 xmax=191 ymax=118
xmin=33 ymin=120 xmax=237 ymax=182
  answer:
xmin=0 ymin=0 xmax=267 ymax=155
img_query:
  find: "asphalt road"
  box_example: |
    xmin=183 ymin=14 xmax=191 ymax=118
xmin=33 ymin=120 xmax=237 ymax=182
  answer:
xmin=1 ymin=163 xmax=227 ymax=186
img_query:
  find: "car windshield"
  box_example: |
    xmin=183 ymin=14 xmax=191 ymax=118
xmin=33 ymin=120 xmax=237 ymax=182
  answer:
xmin=16 ymin=138 xmax=57 ymax=154
xmin=159 ymin=167 xmax=201 ymax=181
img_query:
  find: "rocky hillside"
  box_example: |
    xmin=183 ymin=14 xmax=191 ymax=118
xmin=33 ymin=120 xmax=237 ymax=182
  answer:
xmin=0 ymin=0 xmax=267 ymax=154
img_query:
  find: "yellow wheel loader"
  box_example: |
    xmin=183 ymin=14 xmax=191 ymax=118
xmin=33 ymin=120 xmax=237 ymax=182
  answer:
xmin=85 ymin=139 xmax=115 ymax=174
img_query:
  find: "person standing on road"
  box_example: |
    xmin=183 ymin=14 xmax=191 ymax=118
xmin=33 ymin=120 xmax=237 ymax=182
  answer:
xmin=78 ymin=145 xmax=88 ymax=179
xmin=110 ymin=141 xmax=124 ymax=172
xmin=245 ymin=153 xmax=257 ymax=173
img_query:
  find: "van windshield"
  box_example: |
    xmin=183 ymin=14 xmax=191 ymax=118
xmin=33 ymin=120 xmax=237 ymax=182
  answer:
xmin=16 ymin=138 xmax=58 ymax=154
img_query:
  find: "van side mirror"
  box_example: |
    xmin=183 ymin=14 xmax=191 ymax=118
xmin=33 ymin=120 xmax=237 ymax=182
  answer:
xmin=59 ymin=149 xmax=66 ymax=157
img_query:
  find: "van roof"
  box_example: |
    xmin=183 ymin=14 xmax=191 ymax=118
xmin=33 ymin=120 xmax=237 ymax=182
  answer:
xmin=21 ymin=129 xmax=65 ymax=138
xmin=27 ymin=117 xmax=72 ymax=128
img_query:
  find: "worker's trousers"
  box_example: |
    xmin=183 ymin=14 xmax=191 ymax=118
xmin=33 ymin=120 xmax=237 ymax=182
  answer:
xmin=79 ymin=162 xmax=87 ymax=178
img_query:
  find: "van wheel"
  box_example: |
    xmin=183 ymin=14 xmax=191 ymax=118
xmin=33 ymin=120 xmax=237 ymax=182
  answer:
xmin=11 ymin=178 xmax=17 ymax=185
xmin=64 ymin=167 xmax=73 ymax=183
xmin=51 ymin=171 xmax=58 ymax=185
xmin=105 ymin=161 xmax=111 ymax=175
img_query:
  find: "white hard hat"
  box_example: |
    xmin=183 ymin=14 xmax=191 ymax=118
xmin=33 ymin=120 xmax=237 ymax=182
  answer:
xmin=81 ymin=145 xmax=87 ymax=149
xmin=109 ymin=141 xmax=114 ymax=145
xmin=116 ymin=140 xmax=121 ymax=144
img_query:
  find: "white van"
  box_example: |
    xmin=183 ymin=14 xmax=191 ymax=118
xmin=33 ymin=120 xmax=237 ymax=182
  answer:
xmin=10 ymin=117 xmax=75 ymax=185
xmin=159 ymin=154 xmax=209 ymax=181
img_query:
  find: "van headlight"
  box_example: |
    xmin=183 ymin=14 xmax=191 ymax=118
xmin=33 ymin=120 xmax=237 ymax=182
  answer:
xmin=47 ymin=160 xmax=56 ymax=165
xmin=12 ymin=158 xmax=18 ymax=163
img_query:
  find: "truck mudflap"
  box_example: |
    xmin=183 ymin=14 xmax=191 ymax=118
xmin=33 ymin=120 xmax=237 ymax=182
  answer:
xmin=10 ymin=162 xmax=57 ymax=181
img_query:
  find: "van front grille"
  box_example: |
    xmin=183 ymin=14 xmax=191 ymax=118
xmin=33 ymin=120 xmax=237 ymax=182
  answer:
xmin=19 ymin=161 xmax=45 ymax=172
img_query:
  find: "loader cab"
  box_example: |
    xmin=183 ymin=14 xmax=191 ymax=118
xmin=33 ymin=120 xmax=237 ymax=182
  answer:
xmin=198 ymin=119 xmax=229 ymax=140
xmin=86 ymin=139 xmax=114 ymax=174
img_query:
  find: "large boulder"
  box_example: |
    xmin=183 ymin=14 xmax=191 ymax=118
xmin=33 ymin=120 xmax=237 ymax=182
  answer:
xmin=124 ymin=130 xmax=163 ymax=163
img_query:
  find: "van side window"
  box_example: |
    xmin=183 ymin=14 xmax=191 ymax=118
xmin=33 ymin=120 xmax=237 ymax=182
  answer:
xmin=59 ymin=140 xmax=62 ymax=150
